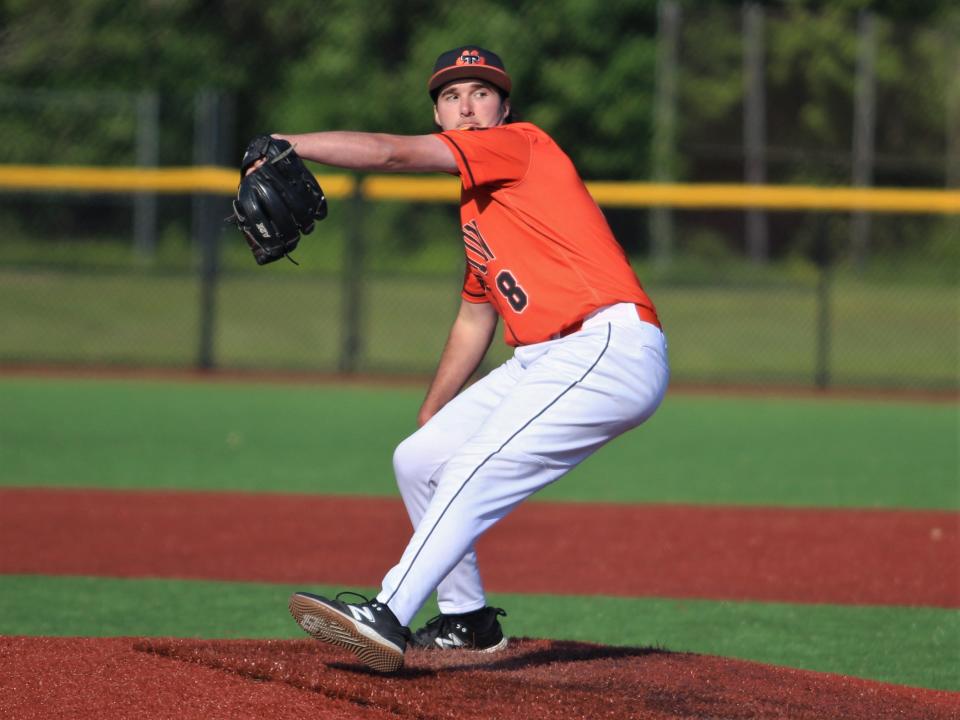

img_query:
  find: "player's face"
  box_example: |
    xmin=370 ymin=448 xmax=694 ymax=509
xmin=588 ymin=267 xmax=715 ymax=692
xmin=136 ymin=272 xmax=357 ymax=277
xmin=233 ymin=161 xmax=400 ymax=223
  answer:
xmin=434 ymin=80 xmax=510 ymax=131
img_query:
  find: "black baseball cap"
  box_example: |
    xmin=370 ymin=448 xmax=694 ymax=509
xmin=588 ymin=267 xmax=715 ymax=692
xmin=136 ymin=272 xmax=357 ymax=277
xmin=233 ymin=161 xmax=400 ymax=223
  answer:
xmin=428 ymin=46 xmax=512 ymax=99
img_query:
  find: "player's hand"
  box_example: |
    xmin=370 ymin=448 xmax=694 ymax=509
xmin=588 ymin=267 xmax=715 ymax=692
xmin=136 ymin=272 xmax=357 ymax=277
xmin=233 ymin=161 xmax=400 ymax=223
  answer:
xmin=244 ymin=158 xmax=265 ymax=176
xmin=243 ymin=135 xmax=286 ymax=177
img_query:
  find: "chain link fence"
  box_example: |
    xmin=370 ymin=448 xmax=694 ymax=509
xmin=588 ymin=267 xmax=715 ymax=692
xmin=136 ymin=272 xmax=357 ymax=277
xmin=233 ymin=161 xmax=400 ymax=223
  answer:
xmin=0 ymin=1 xmax=956 ymax=390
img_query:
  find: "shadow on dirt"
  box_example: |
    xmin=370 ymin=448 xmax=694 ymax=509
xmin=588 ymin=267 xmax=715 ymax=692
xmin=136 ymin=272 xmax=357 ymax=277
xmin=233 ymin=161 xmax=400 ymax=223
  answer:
xmin=329 ymin=638 xmax=672 ymax=678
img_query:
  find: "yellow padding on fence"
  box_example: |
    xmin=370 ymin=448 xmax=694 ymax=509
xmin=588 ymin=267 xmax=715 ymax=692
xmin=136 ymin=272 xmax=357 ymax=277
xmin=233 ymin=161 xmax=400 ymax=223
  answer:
xmin=0 ymin=165 xmax=957 ymax=213
xmin=361 ymin=175 xmax=459 ymax=201
xmin=586 ymin=182 xmax=960 ymax=213
xmin=0 ymin=165 xmax=357 ymax=197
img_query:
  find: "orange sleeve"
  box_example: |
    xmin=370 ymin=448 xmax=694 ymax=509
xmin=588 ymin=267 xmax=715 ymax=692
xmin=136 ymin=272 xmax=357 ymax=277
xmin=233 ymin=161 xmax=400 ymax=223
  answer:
xmin=436 ymin=125 xmax=531 ymax=190
xmin=461 ymin=263 xmax=489 ymax=304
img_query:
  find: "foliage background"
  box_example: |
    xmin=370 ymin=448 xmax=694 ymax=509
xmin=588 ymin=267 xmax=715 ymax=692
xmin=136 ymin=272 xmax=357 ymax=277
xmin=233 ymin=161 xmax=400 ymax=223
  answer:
xmin=0 ymin=0 xmax=956 ymax=386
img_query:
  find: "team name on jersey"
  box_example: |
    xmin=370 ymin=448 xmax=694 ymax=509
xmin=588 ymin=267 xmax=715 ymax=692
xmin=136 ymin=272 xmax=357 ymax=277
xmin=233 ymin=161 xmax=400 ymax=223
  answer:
xmin=462 ymin=218 xmax=530 ymax=313
xmin=462 ymin=219 xmax=495 ymax=276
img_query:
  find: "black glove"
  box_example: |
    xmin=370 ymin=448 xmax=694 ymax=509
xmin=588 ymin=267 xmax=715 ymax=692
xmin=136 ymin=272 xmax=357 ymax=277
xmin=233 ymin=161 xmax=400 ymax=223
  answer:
xmin=230 ymin=135 xmax=327 ymax=265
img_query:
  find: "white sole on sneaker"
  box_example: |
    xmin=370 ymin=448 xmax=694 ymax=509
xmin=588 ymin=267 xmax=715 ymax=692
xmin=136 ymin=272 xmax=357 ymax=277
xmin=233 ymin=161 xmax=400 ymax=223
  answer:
xmin=288 ymin=593 xmax=405 ymax=673
xmin=478 ymin=636 xmax=509 ymax=653
xmin=419 ymin=636 xmax=509 ymax=652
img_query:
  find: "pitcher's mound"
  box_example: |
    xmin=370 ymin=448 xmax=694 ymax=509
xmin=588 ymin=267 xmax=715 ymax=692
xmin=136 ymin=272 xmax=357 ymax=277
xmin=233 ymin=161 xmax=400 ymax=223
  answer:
xmin=2 ymin=636 xmax=957 ymax=720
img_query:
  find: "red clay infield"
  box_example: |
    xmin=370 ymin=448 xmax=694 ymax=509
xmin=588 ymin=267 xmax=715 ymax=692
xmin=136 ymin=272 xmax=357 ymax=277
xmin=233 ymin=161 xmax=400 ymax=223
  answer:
xmin=2 ymin=487 xmax=956 ymax=606
xmin=3 ymin=487 xmax=959 ymax=719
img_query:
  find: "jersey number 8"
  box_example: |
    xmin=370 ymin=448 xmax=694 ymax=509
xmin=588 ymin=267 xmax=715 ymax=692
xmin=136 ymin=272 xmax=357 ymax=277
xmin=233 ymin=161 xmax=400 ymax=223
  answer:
xmin=496 ymin=270 xmax=528 ymax=312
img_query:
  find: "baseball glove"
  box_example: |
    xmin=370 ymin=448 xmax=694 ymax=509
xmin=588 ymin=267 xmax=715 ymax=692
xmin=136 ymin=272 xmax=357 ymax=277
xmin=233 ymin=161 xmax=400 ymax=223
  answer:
xmin=229 ymin=135 xmax=327 ymax=265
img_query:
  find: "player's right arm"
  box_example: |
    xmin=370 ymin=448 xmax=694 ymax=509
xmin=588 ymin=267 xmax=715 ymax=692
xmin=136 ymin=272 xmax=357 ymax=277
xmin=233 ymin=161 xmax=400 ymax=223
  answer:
xmin=271 ymin=132 xmax=458 ymax=174
xmin=417 ymin=300 xmax=498 ymax=427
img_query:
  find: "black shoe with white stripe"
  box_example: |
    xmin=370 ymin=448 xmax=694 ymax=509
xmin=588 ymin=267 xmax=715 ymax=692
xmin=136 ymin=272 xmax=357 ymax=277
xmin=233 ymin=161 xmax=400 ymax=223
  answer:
xmin=289 ymin=591 xmax=411 ymax=673
xmin=411 ymin=606 xmax=508 ymax=652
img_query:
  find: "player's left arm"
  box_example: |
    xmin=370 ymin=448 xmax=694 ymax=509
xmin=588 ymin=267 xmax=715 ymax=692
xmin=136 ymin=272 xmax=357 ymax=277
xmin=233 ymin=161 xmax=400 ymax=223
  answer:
xmin=417 ymin=299 xmax=498 ymax=427
xmin=271 ymin=132 xmax=458 ymax=174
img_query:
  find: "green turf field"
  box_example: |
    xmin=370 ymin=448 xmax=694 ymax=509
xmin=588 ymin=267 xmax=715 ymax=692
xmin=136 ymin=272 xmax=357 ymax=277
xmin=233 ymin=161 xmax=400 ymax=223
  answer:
xmin=1 ymin=378 xmax=956 ymax=508
xmin=1 ymin=377 xmax=957 ymax=690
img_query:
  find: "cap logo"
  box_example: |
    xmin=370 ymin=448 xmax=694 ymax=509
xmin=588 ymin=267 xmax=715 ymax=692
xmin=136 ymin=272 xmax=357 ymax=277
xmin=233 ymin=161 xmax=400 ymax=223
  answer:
xmin=428 ymin=46 xmax=510 ymax=97
xmin=456 ymin=50 xmax=485 ymax=66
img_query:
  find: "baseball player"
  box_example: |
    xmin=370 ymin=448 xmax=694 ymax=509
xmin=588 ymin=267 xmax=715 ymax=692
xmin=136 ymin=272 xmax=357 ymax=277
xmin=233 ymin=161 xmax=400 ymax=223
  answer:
xmin=282 ymin=46 xmax=670 ymax=672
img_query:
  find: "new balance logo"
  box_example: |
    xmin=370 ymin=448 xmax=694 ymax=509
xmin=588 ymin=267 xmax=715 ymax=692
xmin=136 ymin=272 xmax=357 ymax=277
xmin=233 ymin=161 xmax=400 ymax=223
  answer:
xmin=349 ymin=605 xmax=376 ymax=623
xmin=435 ymin=633 xmax=466 ymax=649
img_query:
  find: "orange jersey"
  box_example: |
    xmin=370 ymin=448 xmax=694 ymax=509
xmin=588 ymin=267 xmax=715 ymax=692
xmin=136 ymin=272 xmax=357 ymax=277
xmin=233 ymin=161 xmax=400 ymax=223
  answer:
xmin=436 ymin=122 xmax=658 ymax=347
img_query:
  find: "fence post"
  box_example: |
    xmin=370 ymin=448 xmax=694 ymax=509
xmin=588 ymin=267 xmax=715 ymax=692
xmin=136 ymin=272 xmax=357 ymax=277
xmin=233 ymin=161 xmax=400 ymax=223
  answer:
xmin=945 ymin=38 xmax=960 ymax=187
xmin=743 ymin=3 xmax=769 ymax=263
xmin=813 ymin=216 xmax=832 ymax=389
xmin=851 ymin=10 xmax=877 ymax=270
xmin=650 ymin=0 xmax=680 ymax=268
xmin=134 ymin=91 xmax=159 ymax=263
xmin=193 ymin=89 xmax=227 ymax=371
xmin=947 ymin=34 xmax=959 ymax=218
xmin=339 ymin=178 xmax=365 ymax=373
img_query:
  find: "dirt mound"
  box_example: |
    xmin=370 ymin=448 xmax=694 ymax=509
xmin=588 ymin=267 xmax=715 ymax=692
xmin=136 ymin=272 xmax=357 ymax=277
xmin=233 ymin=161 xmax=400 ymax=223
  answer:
xmin=2 ymin=636 xmax=956 ymax=720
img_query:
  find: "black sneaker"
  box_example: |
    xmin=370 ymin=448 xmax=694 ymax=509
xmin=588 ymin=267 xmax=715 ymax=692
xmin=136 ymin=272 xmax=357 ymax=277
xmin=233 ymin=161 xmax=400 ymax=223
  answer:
xmin=411 ymin=606 xmax=508 ymax=652
xmin=288 ymin=591 xmax=411 ymax=672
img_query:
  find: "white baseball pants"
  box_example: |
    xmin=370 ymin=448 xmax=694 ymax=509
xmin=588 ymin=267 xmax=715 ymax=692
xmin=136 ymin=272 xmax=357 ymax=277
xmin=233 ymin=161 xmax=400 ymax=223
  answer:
xmin=377 ymin=303 xmax=670 ymax=625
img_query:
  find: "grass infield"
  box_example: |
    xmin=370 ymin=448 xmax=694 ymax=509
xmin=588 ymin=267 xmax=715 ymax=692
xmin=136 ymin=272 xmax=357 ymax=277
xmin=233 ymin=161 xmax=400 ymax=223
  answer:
xmin=0 ymin=575 xmax=956 ymax=692
xmin=0 ymin=377 xmax=955 ymax=508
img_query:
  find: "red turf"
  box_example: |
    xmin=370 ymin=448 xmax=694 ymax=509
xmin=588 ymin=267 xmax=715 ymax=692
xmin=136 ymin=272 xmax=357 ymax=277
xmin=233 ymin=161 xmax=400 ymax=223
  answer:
xmin=1 ymin=487 xmax=956 ymax=606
